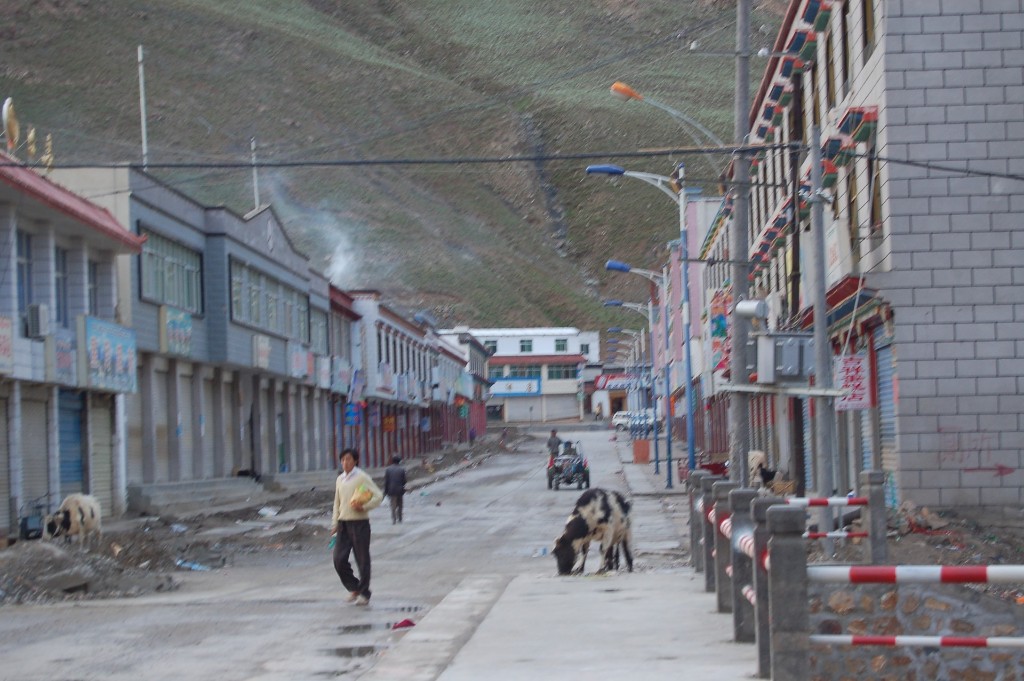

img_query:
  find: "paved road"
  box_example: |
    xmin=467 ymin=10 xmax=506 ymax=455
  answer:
xmin=0 ymin=429 xmax=755 ymax=680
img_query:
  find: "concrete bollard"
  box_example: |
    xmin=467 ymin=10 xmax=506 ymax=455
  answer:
xmin=766 ymin=505 xmax=809 ymax=681
xmin=688 ymin=469 xmax=710 ymax=572
xmin=700 ymin=475 xmax=720 ymax=593
xmin=751 ymin=496 xmax=784 ymax=679
xmin=712 ymin=480 xmax=740 ymax=613
xmin=728 ymin=488 xmax=759 ymax=643
xmin=860 ymin=470 xmax=888 ymax=565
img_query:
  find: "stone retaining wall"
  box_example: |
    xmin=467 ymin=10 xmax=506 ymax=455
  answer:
xmin=809 ymin=583 xmax=1024 ymax=680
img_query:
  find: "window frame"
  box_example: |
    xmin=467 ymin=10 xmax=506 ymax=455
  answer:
xmin=139 ymin=228 xmax=204 ymax=315
xmin=54 ymin=246 xmax=69 ymax=327
xmin=519 ymin=339 xmax=533 ymax=353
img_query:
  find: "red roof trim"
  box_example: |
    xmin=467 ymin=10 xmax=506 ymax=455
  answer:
xmin=490 ymin=354 xmax=585 ymax=366
xmin=0 ymin=153 xmax=145 ymax=253
xmin=329 ymin=285 xmax=361 ymax=319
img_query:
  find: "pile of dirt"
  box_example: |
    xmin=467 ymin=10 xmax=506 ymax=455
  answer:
xmin=0 ymin=436 xmax=522 ymax=606
xmin=0 ymin=540 xmax=177 ymax=605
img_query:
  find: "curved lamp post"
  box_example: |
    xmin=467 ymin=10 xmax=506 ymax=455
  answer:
xmin=610 ymin=81 xmax=726 ymax=148
xmin=605 ymin=264 xmax=672 ymax=486
xmin=606 ymin=325 xmax=647 ymax=440
xmin=589 ymin=165 xmax=699 ymax=486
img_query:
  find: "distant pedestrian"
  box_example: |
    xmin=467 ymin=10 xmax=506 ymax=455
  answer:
xmin=383 ymin=455 xmax=407 ymax=525
xmin=331 ymin=448 xmax=383 ymax=606
xmin=594 ymin=404 xmax=603 ymax=421
xmin=547 ymin=429 xmax=562 ymax=459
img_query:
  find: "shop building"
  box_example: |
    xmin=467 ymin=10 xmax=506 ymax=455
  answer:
xmin=1 ymin=152 xmax=144 ymax=537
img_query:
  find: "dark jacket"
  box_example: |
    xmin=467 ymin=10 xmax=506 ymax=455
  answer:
xmin=383 ymin=463 xmax=407 ymax=497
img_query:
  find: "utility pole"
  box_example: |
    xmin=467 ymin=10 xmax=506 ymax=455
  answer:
xmin=137 ymin=45 xmax=149 ymax=170
xmin=251 ymin=137 xmax=260 ymax=211
xmin=809 ymin=123 xmax=836 ymax=552
xmin=729 ymin=0 xmax=752 ymax=486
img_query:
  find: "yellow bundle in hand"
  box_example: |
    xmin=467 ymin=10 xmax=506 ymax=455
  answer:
xmin=350 ymin=483 xmax=373 ymax=509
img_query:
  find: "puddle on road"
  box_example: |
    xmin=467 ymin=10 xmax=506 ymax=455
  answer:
xmin=374 ymin=604 xmax=423 ymax=613
xmin=329 ymin=645 xmax=381 ymax=658
xmin=337 ymin=622 xmax=395 ymax=635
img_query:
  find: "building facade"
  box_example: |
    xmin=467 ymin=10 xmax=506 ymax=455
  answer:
xmin=437 ymin=326 xmax=491 ymax=438
xmin=1 ymin=153 xmax=144 ymax=537
xmin=53 ymin=167 xmax=355 ymax=510
xmin=473 ymin=327 xmax=600 ymax=423
xmin=700 ymin=0 xmax=1024 ymax=506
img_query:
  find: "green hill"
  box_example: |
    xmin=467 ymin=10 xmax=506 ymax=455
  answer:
xmin=0 ymin=0 xmax=781 ymax=328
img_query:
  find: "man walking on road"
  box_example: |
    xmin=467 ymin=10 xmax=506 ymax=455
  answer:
xmin=547 ymin=429 xmax=562 ymax=458
xmin=331 ymin=448 xmax=383 ymax=606
xmin=383 ymin=455 xmax=407 ymax=524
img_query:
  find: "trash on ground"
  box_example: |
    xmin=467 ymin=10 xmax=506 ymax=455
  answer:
xmin=257 ymin=506 xmax=280 ymax=518
xmin=175 ymin=559 xmax=211 ymax=571
xmin=392 ymin=619 xmax=416 ymax=629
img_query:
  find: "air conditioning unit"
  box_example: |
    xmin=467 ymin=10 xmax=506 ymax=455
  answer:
xmin=26 ymin=303 xmax=49 ymax=339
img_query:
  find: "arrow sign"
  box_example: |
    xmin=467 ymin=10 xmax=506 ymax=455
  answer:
xmin=963 ymin=465 xmax=1015 ymax=478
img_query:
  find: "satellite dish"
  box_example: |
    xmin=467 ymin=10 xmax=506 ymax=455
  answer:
xmin=2 ymin=98 xmax=19 ymax=152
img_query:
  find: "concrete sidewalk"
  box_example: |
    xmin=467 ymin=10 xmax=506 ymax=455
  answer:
xmin=362 ymin=436 xmax=756 ymax=681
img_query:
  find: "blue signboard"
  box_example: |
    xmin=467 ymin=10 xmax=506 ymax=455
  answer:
xmin=80 ymin=316 xmax=138 ymax=393
xmin=344 ymin=402 xmax=361 ymax=426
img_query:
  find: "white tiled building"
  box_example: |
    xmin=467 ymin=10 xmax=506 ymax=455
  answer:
xmin=701 ymin=0 xmax=1024 ymax=506
xmin=469 ymin=327 xmax=600 ymax=423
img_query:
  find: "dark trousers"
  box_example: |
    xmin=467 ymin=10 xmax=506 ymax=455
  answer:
xmin=333 ymin=519 xmax=372 ymax=599
xmin=388 ymin=494 xmax=404 ymax=524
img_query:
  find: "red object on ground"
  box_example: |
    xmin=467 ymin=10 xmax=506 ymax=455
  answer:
xmin=392 ymin=619 xmax=416 ymax=629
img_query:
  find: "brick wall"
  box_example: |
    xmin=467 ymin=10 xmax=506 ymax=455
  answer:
xmin=809 ymin=582 xmax=1023 ymax=679
xmin=868 ymin=1 xmax=1024 ymax=506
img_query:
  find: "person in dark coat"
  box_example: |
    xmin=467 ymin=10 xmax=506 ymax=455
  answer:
xmin=383 ymin=455 xmax=407 ymax=524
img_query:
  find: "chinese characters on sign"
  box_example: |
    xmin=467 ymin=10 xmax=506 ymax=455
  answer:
xmin=835 ymin=354 xmax=871 ymax=411
xmin=0 ymin=316 xmax=13 ymax=374
xmin=80 ymin=316 xmax=137 ymax=393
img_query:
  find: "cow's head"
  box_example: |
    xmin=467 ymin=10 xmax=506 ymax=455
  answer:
xmin=44 ymin=510 xmax=71 ymax=539
xmin=552 ymin=536 xmax=576 ymax=575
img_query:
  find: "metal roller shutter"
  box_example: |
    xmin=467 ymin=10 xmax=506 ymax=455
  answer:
xmin=874 ymin=330 xmax=898 ymax=506
xmin=0 ymin=399 xmax=8 ymax=531
xmin=22 ymin=400 xmax=50 ymax=511
xmin=89 ymin=395 xmax=114 ymax=514
xmin=202 ymin=378 xmax=216 ymax=479
xmin=153 ymin=370 xmax=170 ymax=482
xmin=802 ymin=398 xmax=814 ymax=493
xmin=178 ymin=368 xmax=194 ymax=479
xmin=126 ymin=383 xmax=144 ymax=483
xmin=58 ymin=390 xmax=85 ymax=495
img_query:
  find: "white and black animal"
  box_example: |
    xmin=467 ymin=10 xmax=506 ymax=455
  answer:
xmin=552 ymin=488 xmax=633 ymax=575
xmin=45 ymin=493 xmax=102 ymax=549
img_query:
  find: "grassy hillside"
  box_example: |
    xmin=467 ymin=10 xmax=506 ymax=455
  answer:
xmin=0 ymin=0 xmax=781 ymax=328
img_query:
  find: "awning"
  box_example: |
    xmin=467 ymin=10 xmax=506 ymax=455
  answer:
xmin=798 ymin=276 xmax=880 ymax=334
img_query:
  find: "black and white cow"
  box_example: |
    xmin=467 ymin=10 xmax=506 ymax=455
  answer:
xmin=553 ymin=488 xmax=633 ymax=575
xmin=45 ymin=493 xmax=103 ymax=550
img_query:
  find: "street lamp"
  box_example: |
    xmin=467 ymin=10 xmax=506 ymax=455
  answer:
xmin=602 ymin=296 xmax=659 ymax=456
xmin=610 ymin=81 xmax=726 ymax=148
xmin=606 ymin=327 xmax=647 ymax=438
xmin=590 ymin=165 xmax=699 ymax=487
xmin=605 ymin=308 xmax=651 ymax=442
xmin=604 ymin=268 xmax=672 ymax=487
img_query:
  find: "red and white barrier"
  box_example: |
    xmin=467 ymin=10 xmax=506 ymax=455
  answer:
xmin=810 ymin=635 xmax=1024 ymax=648
xmin=808 ymin=565 xmax=1024 ymax=584
xmin=737 ymin=532 xmax=756 ymax=559
xmin=786 ymin=496 xmax=868 ymax=508
xmin=741 ymin=584 xmax=756 ymax=606
xmin=720 ymin=516 xmax=733 ymax=539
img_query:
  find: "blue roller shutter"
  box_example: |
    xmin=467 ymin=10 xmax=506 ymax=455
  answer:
xmin=58 ymin=390 xmax=84 ymax=494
